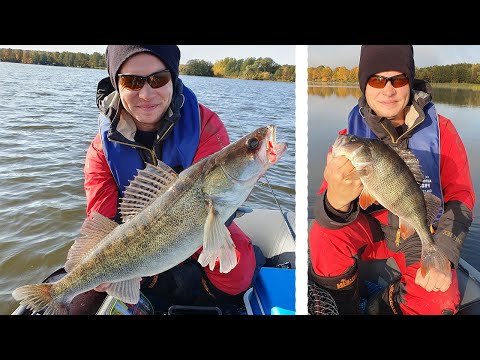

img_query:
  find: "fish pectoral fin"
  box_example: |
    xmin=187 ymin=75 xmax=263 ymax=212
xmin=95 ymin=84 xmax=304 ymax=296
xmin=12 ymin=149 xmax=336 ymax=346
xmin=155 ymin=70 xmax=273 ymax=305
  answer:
xmin=399 ymin=218 xmax=416 ymax=240
xmin=198 ymin=200 xmax=237 ymax=274
xmin=358 ymin=188 xmax=377 ymax=210
xmin=105 ymin=278 xmax=142 ymax=305
xmin=65 ymin=213 xmax=119 ymax=273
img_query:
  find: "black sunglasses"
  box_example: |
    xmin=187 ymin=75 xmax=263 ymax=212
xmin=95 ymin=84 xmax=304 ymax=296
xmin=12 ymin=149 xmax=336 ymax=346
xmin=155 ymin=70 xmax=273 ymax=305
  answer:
xmin=367 ymin=74 xmax=409 ymax=89
xmin=117 ymin=69 xmax=171 ymax=91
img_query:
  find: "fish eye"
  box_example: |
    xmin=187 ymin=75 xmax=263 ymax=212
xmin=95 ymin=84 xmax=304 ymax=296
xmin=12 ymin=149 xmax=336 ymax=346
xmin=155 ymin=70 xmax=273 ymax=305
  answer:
xmin=247 ymin=138 xmax=259 ymax=150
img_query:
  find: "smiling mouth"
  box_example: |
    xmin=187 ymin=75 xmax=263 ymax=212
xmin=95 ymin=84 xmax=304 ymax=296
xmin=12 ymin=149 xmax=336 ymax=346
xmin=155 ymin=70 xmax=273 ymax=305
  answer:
xmin=379 ymin=99 xmax=399 ymax=105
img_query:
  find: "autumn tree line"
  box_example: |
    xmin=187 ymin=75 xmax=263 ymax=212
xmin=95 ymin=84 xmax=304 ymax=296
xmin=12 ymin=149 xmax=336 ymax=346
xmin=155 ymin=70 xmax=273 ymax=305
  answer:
xmin=308 ymin=63 xmax=480 ymax=84
xmin=0 ymin=48 xmax=295 ymax=82
xmin=180 ymin=58 xmax=295 ymax=82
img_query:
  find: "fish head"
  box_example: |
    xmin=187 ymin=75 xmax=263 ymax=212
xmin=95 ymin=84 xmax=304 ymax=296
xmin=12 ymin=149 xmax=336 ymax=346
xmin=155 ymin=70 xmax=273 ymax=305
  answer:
xmin=219 ymin=124 xmax=286 ymax=183
xmin=331 ymin=134 xmax=372 ymax=167
xmin=202 ymin=125 xmax=287 ymax=210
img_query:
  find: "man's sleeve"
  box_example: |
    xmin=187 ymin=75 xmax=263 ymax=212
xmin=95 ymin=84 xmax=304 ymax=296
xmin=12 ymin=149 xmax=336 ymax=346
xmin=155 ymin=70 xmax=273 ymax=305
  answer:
xmin=84 ymin=134 xmax=119 ymax=220
xmin=192 ymin=104 xmax=230 ymax=164
xmin=434 ymin=116 xmax=476 ymax=268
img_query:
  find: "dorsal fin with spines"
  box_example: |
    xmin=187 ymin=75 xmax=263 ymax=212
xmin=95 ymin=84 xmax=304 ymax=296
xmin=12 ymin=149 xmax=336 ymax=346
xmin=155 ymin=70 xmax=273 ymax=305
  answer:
xmin=390 ymin=144 xmax=424 ymax=185
xmin=119 ymin=162 xmax=178 ymax=223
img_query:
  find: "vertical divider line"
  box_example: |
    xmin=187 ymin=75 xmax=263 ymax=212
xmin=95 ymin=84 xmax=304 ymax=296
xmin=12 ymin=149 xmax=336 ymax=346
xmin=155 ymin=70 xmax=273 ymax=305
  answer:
xmin=295 ymin=45 xmax=308 ymax=315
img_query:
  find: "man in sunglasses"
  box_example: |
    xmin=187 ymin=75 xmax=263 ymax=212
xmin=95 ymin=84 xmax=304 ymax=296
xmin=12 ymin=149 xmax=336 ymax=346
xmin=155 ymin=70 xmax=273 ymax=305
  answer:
xmin=309 ymin=45 xmax=475 ymax=315
xmin=83 ymin=45 xmax=257 ymax=314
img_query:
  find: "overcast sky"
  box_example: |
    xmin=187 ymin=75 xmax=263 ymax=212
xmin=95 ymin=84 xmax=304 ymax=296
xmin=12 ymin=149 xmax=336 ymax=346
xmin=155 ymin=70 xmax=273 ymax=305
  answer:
xmin=308 ymin=45 xmax=480 ymax=68
xmin=0 ymin=45 xmax=295 ymax=66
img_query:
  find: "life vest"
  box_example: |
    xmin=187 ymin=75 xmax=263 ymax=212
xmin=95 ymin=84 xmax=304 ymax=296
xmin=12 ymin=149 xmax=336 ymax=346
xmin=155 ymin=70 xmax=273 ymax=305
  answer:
xmin=99 ymin=84 xmax=201 ymax=196
xmin=347 ymin=103 xmax=444 ymax=222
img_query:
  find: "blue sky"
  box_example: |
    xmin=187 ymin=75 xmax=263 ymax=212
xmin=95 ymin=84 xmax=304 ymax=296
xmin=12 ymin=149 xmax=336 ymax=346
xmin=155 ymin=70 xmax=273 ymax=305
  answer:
xmin=0 ymin=45 xmax=295 ymax=66
xmin=309 ymin=45 xmax=480 ymax=68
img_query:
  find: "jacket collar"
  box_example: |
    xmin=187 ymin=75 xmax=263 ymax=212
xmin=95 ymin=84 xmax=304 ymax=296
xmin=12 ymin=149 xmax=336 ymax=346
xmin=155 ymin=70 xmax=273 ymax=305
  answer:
xmin=357 ymin=80 xmax=433 ymax=144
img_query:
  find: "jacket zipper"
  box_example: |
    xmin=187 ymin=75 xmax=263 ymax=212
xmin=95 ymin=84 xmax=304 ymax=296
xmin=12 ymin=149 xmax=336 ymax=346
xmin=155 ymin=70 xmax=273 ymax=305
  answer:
xmin=109 ymin=139 xmax=159 ymax=166
xmin=380 ymin=113 xmax=425 ymax=145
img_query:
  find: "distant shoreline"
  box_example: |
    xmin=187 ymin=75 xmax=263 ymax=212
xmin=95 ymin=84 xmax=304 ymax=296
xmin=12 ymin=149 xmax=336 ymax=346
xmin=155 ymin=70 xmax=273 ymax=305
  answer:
xmin=0 ymin=60 xmax=295 ymax=83
xmin=308 ymin=81 xmax=480 ymax=90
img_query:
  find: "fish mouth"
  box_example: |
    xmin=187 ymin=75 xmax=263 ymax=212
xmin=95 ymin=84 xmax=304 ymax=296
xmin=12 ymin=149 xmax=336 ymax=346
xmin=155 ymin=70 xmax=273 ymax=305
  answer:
xmin=333 ymin=134 xmax=349 ymax=148
xmin=332 ymin=134 xmax=348 ymax=157
xmin=266 ymin=125 xmax=287 ymax=164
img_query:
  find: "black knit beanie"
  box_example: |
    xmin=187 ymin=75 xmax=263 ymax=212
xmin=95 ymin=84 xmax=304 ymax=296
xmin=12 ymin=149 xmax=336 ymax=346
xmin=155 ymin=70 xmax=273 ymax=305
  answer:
xmin=106 ymin=45 xmax=181 ymax=90
xmin=358 ymin=45 xmax=415 ymax=94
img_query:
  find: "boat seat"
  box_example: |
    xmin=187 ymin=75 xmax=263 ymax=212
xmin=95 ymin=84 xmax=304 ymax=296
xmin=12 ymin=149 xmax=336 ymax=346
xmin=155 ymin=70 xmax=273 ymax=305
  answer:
xmin=456 ymin=299 xmax=480 ymax=315
xmin=235 ymin=209 xmax=296 ymax=268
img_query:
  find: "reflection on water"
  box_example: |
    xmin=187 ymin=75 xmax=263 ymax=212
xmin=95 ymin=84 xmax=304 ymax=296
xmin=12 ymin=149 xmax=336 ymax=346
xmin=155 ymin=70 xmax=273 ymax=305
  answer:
xmin=431 ymin=87 xmax=480 ymax=107
xmin=308 ymin=85 xmax=362 ymax=98
xmin=308 ymin=83 xmax=480 ymax=107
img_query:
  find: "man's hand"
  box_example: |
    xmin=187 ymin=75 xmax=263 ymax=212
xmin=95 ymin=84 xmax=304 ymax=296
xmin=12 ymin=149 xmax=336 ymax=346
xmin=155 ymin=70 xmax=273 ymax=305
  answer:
xmin=324 ymin=152 xmax=363 ymax=212
xmin=415 ymin=266 xmax=452 ymax=292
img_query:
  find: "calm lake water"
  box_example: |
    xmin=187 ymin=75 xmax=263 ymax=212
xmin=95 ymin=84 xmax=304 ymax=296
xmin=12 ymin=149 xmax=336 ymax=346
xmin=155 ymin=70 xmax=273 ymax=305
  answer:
xmin=0 ymin=62 xmax=295 ymax=315
xmin=308 ymin=85 xmax=480 ymax=273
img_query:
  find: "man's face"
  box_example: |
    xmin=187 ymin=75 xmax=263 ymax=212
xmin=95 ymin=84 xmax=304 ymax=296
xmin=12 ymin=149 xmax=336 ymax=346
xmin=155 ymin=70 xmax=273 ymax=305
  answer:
xmin=365 ymin=71 xmax=410 ymax=121
xmin=118 ymin=52 xmax=173 ymax=132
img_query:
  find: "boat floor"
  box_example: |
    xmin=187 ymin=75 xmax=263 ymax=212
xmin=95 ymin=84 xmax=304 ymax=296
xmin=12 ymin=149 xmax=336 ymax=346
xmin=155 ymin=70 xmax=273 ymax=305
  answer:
xmin=358 ymin=257 xmax=480 ymax=315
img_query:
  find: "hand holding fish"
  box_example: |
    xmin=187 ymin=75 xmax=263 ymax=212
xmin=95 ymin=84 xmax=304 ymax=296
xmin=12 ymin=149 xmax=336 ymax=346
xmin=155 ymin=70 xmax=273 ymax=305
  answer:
xmin=324 ymin=151 xmax=363 ymax=212
xmin=415 ymin=265 xmax=452 ymax=292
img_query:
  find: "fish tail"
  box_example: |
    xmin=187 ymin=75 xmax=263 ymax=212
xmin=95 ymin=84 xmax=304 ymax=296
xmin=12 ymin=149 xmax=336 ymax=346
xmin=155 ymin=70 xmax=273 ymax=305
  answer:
xmin=12 ymin=283 xmax=68 ymax=315
xmin=420 ymin=245 xmax=451 ymax=277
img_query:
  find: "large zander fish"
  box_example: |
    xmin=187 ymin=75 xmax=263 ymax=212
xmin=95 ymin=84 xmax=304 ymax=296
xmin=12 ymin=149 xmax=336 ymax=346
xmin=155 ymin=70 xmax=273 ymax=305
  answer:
xmin=331 ymin=134 xmax=450 ymax=278
xmin=13 ymin=125 xmax=287 ymax=315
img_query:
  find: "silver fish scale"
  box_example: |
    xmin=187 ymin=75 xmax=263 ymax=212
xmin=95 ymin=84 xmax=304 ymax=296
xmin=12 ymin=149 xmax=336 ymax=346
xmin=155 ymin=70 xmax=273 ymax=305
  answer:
xmin=363 ymin=140 xmax=428 ymax=231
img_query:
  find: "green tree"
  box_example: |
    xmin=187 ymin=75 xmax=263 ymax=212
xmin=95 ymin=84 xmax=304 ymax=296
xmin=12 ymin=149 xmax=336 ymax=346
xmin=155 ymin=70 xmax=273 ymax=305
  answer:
xmin=241 ymin=57 xmax=256 ymax=73
xmin=184 ymin=59 xmax=213 ymax=76
xmin=275 ymin=65 xmax=295 ymax=82
xmin=471 ymin=64 xmax=480 ymax=83
xmin=90 ymin=52 xmax=104 ymax=68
